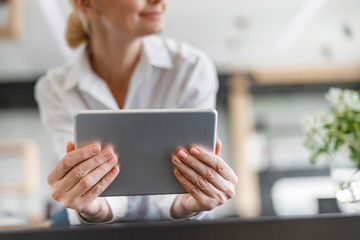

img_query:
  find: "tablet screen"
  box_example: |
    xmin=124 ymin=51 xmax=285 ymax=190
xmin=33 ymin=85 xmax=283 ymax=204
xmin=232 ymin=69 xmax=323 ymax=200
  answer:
xmin=74 ymin=109 xmax=217 ymax=196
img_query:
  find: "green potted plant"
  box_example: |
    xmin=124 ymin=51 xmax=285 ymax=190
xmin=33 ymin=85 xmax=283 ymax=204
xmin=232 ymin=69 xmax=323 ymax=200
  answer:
xmin=301 ymin=88 xmax=360 ymax=208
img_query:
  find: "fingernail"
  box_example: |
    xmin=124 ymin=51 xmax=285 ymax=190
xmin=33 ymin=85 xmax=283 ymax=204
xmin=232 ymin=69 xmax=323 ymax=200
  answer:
xmin=103 ymin=148 xmax=113 ymax=158
xmin=178 ymin=150 xmax=187 ymax=160
xmin=91 ymin=144 xmax=101 ymax=154
xmin=108 ymin=157 xmax=117 ymax=164
xmin=111 ymin=166 xmax=119 ymax=174
xmin=190 ymin=147 xmax=200 ymax=156
xmin=172 ymin=156 xmax=181 ymax=165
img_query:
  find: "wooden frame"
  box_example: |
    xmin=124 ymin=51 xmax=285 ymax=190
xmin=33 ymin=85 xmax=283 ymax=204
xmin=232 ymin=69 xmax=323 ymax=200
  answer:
xmin=0 ymin=140 xmax=39 ymax=194
xmin=227 ymin=75 xmax=261 ymax=218
xmin=0 ymin=0 xmax=22 ymax=39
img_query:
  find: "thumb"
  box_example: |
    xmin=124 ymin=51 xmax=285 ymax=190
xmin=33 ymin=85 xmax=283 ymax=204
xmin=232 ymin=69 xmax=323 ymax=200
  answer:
xmin=215 ymin=139 xmax=222 ymax=156
xmin=66 ymin=141 xmax=75 ymax=153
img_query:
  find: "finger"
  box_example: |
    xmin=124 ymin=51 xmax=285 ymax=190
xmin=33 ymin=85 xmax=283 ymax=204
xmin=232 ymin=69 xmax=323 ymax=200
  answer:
xmin=215 ymin=139 xmax=222 ymax=156
xmin=57 ymin=147 xmax=116 ymax=192
xmin=67 ymin=141 xmax=75 ymax=153
xmin=47 ymin=143 xmax=102 ymax=185
xmin=172 ymin=155 xmax=221 ymax=198
xmin=67 ymin=155 xmax=118 ymax=198
xmin=188 ymin=147 xmax=237 ymax=185
xmin=174 ymin=151 xmax=232 ymax=192
xmin=80 ymin=165 xmax=119 ymax=204
xmin=173 ymin=168 xmax=212 ymax=212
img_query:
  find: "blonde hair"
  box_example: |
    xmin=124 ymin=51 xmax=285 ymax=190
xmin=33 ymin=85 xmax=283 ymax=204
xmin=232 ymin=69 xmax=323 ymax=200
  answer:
xmin=65 ymin=2 xmax=90 ymax=48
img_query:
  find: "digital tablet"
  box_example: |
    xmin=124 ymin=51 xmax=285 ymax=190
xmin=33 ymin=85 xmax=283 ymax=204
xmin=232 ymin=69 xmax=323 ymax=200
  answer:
xmin=74 ymin=109 xmax=217 ymax=196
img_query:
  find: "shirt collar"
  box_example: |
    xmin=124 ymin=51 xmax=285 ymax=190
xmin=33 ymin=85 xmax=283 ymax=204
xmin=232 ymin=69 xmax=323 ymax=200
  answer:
xmin=63 ymin=35 xmax=173 ymax=92
xmin=142 ymin=35 xmax=173 ymax=69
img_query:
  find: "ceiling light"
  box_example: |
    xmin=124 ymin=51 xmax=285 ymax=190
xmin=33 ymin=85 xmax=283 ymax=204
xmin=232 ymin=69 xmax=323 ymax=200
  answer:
xmin=275 ymin=0 xmax=328 ymax=55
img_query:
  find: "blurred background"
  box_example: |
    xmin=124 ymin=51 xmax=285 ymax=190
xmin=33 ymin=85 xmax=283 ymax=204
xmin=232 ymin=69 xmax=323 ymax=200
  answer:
xmin=0 ymin=0 xmax=359 ymax=229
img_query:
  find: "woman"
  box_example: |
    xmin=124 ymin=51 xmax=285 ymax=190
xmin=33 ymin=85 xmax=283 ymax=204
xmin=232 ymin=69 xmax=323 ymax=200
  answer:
xmin=35 ymin=0 xmax=238 ymax=224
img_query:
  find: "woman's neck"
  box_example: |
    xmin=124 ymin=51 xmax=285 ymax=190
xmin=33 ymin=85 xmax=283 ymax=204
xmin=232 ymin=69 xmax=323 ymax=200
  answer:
xmin=88 ymin=25 xmax=143 ymax=109
xmin=89 ymin=28 xmax=142 ymax=87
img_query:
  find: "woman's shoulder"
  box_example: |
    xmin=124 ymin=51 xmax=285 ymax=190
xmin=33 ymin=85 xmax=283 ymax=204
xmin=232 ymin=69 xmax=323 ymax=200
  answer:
xmin=143 ymin=35 xmax=213 ymax=66
xmin=35 ymin=54 xmax=83 ymax=93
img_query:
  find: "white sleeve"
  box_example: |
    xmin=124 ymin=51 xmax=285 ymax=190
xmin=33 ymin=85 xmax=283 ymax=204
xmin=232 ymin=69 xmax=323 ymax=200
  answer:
xmin=36 ymin=76 xmax=130 ymax=224
xmin=178 ymin=53 xmax=219 ymax=109
xmin=34 ymin=75 xmax=73 ymax=159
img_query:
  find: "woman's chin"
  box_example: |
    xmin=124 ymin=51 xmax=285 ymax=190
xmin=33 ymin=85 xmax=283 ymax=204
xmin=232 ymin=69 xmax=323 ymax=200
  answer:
xmin=140 ymin=26 xmax=164 ymax=36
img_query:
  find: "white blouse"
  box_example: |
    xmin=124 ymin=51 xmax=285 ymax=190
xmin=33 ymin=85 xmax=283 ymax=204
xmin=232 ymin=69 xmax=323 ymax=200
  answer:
xmin=35 ymin=35 xmax=219 ymax=224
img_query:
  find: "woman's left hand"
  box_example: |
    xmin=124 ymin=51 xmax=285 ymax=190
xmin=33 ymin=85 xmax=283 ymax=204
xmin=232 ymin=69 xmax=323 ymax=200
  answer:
xmin=171 ymin=139 xmax=238 ymax=219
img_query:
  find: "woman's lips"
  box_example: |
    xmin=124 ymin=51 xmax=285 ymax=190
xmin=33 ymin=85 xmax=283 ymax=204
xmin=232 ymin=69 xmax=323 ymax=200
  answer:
xmin=140 ymin=11 xmax=162 ymax=19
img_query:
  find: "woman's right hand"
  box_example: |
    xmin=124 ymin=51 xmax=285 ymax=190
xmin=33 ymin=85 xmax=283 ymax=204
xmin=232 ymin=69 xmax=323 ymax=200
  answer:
xmin=47 ymin=141 xmax=120 ymax=223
